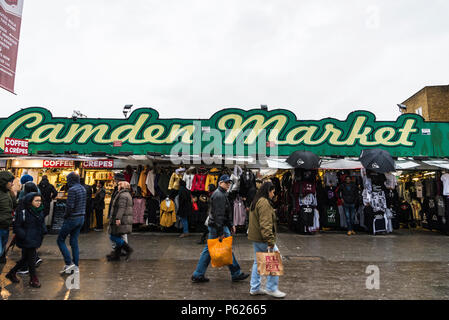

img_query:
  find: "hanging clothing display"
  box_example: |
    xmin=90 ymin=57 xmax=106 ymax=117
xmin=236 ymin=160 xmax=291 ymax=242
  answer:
xmin=168 ymin=169 xmax=185 ymax=191
xmin=160 ymin=198 xmax=176 ymax=227
xmin=441 ymin=173 xmax=449 ymax=196
xmin=191 ymin=173 xmax=207 ymax=192
xmin=156 ymin=171 xmax=170 ymax=197
xmin=415 ymin=181 xmax=423 ymax=199
xmin=130 ymin=171 xmax=139 ymax=194
xmin=205 ymin=168 xmax=221 ymax=188
xmin=183 ymin=172 xmax=195 ymax=190
xmin=411 ymin=199 xmax=422 ymax=221
xmin=133 ymin=198 xmax=146 ymax=224
xmin=146 ymin=169 xmax=155 ymax=196
xmin=230 ymin=165 xmax=243 ymax=192
xmin=138 ymin=168 xmax=148 ymax=197
xmin=384 ymin=173 xmax=397 ymax=190
xmin=233 ymin=196 xmax=246 ymax=226
xmin=324 ymin=171 xmax=338 ymax=187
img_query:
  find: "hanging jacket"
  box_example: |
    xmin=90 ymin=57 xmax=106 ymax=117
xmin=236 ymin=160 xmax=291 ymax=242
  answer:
xmin=183 ymin=173 xmax=195 ymax=190
xmin=239 ymin=170 xmax=256 ymax=198
xmin=233 ymin=196 xmax=246 ymax=226
xmin=191 ymin=174 xmax=207 ymax=192
xmin=168 ymin=172 xmax=183 ymax=191
xmin=205 ymin=168 xmax=221 ymax=188
xmin=160 ymin=199 xmax=176 ymax=227
xmin=230 ymin=166 xmax=243 ymax=192
xmin=146 ymin=170 xmax=155 ymax=196
xmin=138 ymin=169 xmax=148 ymax=197
xmin=177 ymin=185 xmax=192 ymax=218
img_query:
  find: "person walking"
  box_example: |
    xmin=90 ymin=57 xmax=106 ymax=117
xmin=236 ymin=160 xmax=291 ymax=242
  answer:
xmin=248 ymin=181 xmax=286 ymax=298
xmin=339 ymin=176 xmax=359 ymax=236
xmin=191 ymin=175 xmax=249 ymax=283
xmin=57 ymin=172 xmax=86 ymax=274
xmin=107 ymin=181 xmax=134 ymax=261
xmin=5 ymin=193 xmax=47 ymax=288
xmin=93 ymin=180 xmax=106 ymax=231
xmin=178 ymin=180 xmax=192 ymax=238
xmin=38 ymin=175 xmax=57 ymax=218
xmin=0 ymin=171 xmax=15 ymax=264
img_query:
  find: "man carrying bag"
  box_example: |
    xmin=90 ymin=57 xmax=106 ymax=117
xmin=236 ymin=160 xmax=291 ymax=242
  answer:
xmin=248 ymin=181 xmax=286 ymax=298
xmin=191 ymin=175 xmax=249 ymax=283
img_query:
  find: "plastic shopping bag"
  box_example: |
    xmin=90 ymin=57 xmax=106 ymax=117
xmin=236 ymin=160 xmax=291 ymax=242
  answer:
xmin=256 ymin=250 xmax=284 ymax=276
xmin=207 ymin=236 xmax=233 ymax=268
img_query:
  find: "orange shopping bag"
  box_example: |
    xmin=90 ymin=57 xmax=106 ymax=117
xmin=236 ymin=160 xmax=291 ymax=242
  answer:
xmin=207 ymin=236 xmax=233 ymax=268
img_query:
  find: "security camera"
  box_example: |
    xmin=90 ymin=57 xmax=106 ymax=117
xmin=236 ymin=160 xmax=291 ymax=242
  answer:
xmin=397 ymin=104 xmax=407 ymax=110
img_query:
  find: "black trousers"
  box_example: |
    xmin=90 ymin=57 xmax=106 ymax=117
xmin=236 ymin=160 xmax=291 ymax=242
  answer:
xmin=11 ymin=248 xmax=37 ymax=277
xmin=95 ymin=208 xmax=104 ymax=229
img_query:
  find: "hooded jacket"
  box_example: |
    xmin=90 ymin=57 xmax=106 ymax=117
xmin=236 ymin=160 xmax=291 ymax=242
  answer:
xmin=109 ymin=188 xmax=133 ymax=235
xmin=13 ymin=192 xmax=47 ymax=249
xmin=65 ymin=172 xmax=86 ymax=218
xmin=0 ymin=171 xmax=15 ymax=229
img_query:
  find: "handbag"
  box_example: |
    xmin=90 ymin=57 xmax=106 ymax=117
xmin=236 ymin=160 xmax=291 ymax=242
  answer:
xmin=256 ymin=248 xmax=284 ymax=276
xmin=207 ymin=236 xmax=233 ymax=268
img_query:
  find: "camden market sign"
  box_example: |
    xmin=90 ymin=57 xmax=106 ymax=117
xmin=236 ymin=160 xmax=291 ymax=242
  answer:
xmin=0 ymin=107 xmax=448 ymax=158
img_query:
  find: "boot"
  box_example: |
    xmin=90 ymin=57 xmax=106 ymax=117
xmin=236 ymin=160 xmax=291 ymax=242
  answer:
xmin=29 ymin=275 xmax=41 ymax=288
xmin=5 ymin=270 xmax=20 ymax=283
xmin=122 ymin=243 xmax=134 ymax=261
xmin=106 ymin=246 xmax=122 ymax=262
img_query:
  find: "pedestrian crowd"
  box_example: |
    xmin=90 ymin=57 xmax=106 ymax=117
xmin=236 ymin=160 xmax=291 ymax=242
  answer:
xmin=0 ymin=170 xmax=286 ymax=298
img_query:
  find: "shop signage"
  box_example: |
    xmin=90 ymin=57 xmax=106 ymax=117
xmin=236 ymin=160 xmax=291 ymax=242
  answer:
xmin=0 ymin=0 xmax=24 ymax=93
xmin=82 ymin=160 xmax=114 ymax=168
xmin=0 ymin=107 xmax=449 ymax=157
xmin=113 ymin=140 xmax=122 ymax=147
xmin=3 ymin=137 xmax=28 ymax=155
xmin=43 ymin=160 xmax=74 ymax=168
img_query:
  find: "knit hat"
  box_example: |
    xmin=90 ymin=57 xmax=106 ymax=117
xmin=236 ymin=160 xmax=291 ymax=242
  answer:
xmin=20 ymin=174 xmax=33 ymax=185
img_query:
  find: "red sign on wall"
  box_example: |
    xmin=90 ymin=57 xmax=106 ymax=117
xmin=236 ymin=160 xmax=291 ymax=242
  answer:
xmin=4 ymin=137 xmax=28 ymax=155
xmin=113 ymin=141 xmax=122 ymax=147
xmin=82 ymin=160 xmax=114 ymax=169
xmin=0 ymin=0 xmax=24 ymax=93
xmin=43 ymin=160 xmax=74 ymax=168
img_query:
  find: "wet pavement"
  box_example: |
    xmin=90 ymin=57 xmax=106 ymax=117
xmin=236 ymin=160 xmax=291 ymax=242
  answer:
xmin=1 ymin=228 xmax=449 ymax=300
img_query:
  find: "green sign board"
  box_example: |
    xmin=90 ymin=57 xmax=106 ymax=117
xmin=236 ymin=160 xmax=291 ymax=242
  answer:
xmin=0 ymin=107 xmax=448 ymax=157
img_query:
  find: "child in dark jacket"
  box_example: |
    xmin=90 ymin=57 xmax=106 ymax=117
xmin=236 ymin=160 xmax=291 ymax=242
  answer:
xmin=6 ymin=192 xmax=47 ymax=288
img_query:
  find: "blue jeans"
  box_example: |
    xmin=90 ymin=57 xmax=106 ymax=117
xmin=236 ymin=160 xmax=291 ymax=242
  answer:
xmin=250 ymin=242 xmax=280 ymax=292
xmin=344 ymin=204 xmax=355 ymax=231
xmin=0 ymin=228 xmax=9 ymax=257
xmin=57 ymin=216 xmax=84 ymax=266
xmin=110 ymin=235 xmax=125 ymax=247
xmin=181 ymin=217 xmax=189 ymax=234
xmin=192 ymin=226 xmax=242 ymax=280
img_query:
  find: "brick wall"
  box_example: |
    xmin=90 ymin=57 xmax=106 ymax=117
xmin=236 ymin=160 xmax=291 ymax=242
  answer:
xmin=401 ymin=85 xmax=449 ymax=121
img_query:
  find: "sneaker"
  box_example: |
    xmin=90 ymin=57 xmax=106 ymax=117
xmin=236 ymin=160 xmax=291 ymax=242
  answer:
xmin=94 ymin=228 xmax=103 ymax=232
xmin=179 ymin=233 xmax=190 ymax=238
xmin=266 ymin=289 xmax=286 ymax=298
xmin=5 ymin=271 xmax=20 ymax=283
xmin=191 ymin=275 xmax=210 ymax=283
xmin=17 ymin=267 xmax=29 ymax=275
xmin=232 ymin=272 xmax=250 ymax=282
xmin=347 ymin=231 xmax=352 ymax=236
xmin=60 ymin=264 xmax=76 ymax=275
xmin=29 ymin=276 xmax=41 ymax=288
xmin=250 ymin=288 xmax=267 ymax=296
xmin=35 ymin=257 xmax=43 ymax=268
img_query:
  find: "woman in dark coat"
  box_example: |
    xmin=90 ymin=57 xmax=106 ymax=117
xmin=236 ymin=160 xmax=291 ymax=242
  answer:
xmin=38 ymin=176 xmax=57 ymax=217
xmin=107 ymin=181 xmax=134 ymax=261
xmin=177 ymin=180 xmax=192 ymax=238
xmin=6 ymin=193 xmax=47 ymax=288
xmin=93 ymin=180 xmax=106 ymax=231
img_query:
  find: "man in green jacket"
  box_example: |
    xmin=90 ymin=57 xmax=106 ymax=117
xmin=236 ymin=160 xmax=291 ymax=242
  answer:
xmin=0 ymin=171 xmax=16 ymax=264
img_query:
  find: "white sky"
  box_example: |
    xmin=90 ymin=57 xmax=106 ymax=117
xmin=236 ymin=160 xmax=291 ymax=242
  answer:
xmin=1 ymin=0 xmax=448 ymax=121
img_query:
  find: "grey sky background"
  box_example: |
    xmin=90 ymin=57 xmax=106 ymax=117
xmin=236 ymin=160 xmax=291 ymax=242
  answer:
xmin=1 ymin=0 xmax=448 ymax=121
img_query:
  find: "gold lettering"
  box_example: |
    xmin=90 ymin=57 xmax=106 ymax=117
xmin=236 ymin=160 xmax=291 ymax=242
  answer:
xmin=343 ymin=116 xmax=376 ymax=146
xmin=393 ymin=119 xmax=418 ymax=146
xmin=283 ymin=126 xmax=320 ymax=145
xmin=109 ymin=114 xmax=149 ymax=143
xmin=218 ymin=114 xmax=287 ymax=144
xmin=29 ymin=124 xmax=65 ymax=143
xmin=61 ymin=124 xmax=110 ymax=144
xmin=374 ymin=127 xmax=397 ymax=146
xmin=161 ymin=124 xmax=195 ymax=144
xmin=143 ymin=125 xmax=165 ymax=143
